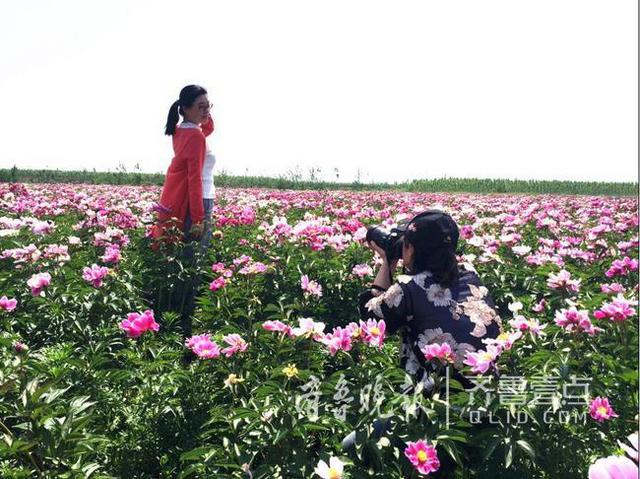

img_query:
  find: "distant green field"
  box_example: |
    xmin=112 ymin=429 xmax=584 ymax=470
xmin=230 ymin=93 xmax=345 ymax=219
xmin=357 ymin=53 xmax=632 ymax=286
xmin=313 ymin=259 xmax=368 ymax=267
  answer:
xmin=0 ymin=166 xmax=637 ymax=196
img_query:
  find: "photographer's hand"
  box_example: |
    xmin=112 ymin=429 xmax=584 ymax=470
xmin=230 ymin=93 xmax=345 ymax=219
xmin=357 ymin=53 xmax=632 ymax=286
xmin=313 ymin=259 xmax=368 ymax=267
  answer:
xmin=366 ymin=241 xmax=399 ymax=269
xmin=366 ymin=241 xmax=399 ymax=290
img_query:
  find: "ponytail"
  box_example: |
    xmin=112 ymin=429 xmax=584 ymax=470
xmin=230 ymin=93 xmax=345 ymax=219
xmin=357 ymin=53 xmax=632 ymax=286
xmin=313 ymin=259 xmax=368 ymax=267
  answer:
xmin=165 ymin=100 xmax=181 ymax=136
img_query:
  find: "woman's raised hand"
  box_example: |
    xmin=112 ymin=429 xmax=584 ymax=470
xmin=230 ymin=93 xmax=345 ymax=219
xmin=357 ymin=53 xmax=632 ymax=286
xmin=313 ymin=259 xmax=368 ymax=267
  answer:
xmin=366 ymin=240 xmax=399 ymax=270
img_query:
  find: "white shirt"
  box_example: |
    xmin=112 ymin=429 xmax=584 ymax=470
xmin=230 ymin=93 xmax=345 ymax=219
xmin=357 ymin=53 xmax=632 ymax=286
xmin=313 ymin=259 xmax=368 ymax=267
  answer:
xmin=178 ymin=121 xmax=216 ymax=199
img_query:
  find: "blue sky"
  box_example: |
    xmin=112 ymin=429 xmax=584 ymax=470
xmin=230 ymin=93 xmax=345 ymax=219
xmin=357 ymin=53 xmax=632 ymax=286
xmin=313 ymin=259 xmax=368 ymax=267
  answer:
xmin=0 ymin=0 xmax=637 ymax=183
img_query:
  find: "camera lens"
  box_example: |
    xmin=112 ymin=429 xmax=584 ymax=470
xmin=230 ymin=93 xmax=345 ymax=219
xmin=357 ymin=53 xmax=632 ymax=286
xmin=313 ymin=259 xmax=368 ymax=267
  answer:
xmin=366 ymin=226 xmax=390 ymax=249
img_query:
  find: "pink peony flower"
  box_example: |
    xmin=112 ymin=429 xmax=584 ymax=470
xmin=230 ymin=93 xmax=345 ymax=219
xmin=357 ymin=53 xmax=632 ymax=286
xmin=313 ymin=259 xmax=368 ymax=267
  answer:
xmin=27 ymin=272 xmax=51 ymax=296
xmin=463 ymin=345 xmax=501 ymax=374
xmin=554 ymin=308 xmax=603 ymax=336
xmin=460 ymin=225 xmax=474 ymax=239
xmin=185 ymin=333 xmax=220 ymax=359
xmin=421 ymin=342 xmax=454 ymax=363
xmin=0 ymin=296 xmax=18 ymax=312
xmin=588 ymin=455 xmax=638 ymax=479
xmin=352 ymin=264 xmax=374 ymax=278
xmin=220 ymin=333 xmax=248 ymax=357
xmin=589 ymin=397 xmax=619 ymax=422
xmin=262 ymin=320 xmax=294 ymax=337
xmin=482 ymin=330 xmax=522 ymax=352
xmin=600 ymin=283 xmax=625 ymax=295
xmin=211 ymin=262 xmax=226 ymax=273
xmin=119 ymin=310 xmax=159 ymax=338
xmin=301 ymin=274 xmax=323 ymax=298
xmin=594 ymin=295 xmax=637 ymax=322
xmin=404 ymin=440 xmax=440 ymax=475
xmin=209 ymin=276 xmax=227 ymax=292
xmin=359 ymin=318 xmax=386 ymax=348
xmin=319 ymin=326 xmax=353 ymax=356
xmin=101 ymin=244 xmax=121 ymax=264
xmin=239 ymin=261 xmax=268 ymax=275
xmin=233 ymin=254 xmax=252 ymax=266
xmin=605 ymin=257 xmax=639 ymax=278
xmin=82 ymin=264 xmax=110 ymax=288
xmin=532 ymin=298 xmax=547 ymax=313
xmin=508 ymin=315 xmax=546 ymax=336
xmin=13 ymin=341 xmax=28 ymax=353
xmin=344 ymin=322 xmax=364 ymax=340
xmin=31 ymin=220 xmax=55 ymax=235
xmin=547 ymin=269 xmax=581 ymax=292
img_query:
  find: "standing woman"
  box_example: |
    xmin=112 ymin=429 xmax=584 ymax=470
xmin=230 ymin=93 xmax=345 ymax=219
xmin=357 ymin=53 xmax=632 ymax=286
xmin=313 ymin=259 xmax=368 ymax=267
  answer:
xmin=151 ymin=84 xmax=215 ymax=252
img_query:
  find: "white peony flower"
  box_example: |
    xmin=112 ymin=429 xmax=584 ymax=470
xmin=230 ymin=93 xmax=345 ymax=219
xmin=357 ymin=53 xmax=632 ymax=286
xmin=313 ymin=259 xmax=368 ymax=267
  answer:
xmin=314 ymin=456 xmax=344 ymax=479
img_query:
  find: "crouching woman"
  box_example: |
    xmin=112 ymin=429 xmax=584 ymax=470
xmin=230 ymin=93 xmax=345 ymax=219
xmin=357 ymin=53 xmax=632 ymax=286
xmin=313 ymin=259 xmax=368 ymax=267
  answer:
xmin=358 ymin=209 xmax=502 ymax=393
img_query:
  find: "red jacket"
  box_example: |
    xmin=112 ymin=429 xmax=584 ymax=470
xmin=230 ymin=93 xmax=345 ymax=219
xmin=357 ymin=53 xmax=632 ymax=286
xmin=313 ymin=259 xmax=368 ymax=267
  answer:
xmin=150 ymin=117 xmax=214 ymax=244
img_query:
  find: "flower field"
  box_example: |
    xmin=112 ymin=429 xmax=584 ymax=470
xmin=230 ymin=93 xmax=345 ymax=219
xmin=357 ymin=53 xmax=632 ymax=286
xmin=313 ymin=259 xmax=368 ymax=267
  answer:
xmin=0 ymin=182 xmax=638 ymax=478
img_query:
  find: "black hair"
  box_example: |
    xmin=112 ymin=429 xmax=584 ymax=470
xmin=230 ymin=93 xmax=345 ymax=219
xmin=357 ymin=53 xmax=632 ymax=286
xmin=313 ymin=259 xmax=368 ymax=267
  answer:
xmin=403 ymin=215 xmax=460 ymax=288
xmin=164 ymin=84 xmax=208 ymax=136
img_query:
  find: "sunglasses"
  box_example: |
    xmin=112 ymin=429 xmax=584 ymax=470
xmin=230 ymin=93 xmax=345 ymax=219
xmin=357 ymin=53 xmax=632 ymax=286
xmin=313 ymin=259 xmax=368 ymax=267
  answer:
xmin=197 ymin=102 xmax=213 ymax=112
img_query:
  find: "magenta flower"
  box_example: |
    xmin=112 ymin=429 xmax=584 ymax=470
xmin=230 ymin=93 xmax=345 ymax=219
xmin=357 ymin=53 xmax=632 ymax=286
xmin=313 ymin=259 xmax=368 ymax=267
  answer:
xmin=82 ymin=264 xmax=110 ymax=288
xmin=209 ymin=276 xmax=227 ymax=292
xmin=554 ymin=308 xmax=603 ymax=336
xmin=589 ymin=397 xmax=619 ymax=422
xmin=547 ymin=269 xmax=581 ymax=292
xmin=344 ymin=321 xmax=364 ymax=339
xmin=605 ymin=256 xmax=639 ymax=278
xmin=0 ymin=296 xmax=18 ymax=312
xmin=532 ymin=298 xmax=547 ymax=313
xmin=211 ymin=262 xmax=226 ymax=273
xmin=185 ymin=333 xmax=221 ymax=359
xmin=404 ymin=440 xmax=440 ymax=475
xmin=13 ymin=341 xmax=28 ymax=353
xmin=463 ymin=345 xmax=501 ymax=374
xmin=360 ymin=318 xmax=386 ymax=348
xmin=460 ymin=224 xmax=474 ymax=239
xmin=262 ymin=320 xmax=294 ymax=337
xmin=119 ymin=310 xmax=159 ymax=338
xmin=101 ymin=244 xmax=121 ymax=264
xmin=27 ymin=272 xmax=51 ymax=296
xmin=319 ymin=326 xmax=353 ymax=356
xmin=594 ymin=295 xmax=637 ymax=322
xmin=600 ymin=283 xmax=625 ymax=295
xmin=151 ymin=202 xmax=172 ymax=214
xmin=301 ymin=274 xmax=323 ymax=298
xmin=421 ymin=342 xmax=454 ymax=363
xmin=220 ymin=333 xmax=248 ymax=357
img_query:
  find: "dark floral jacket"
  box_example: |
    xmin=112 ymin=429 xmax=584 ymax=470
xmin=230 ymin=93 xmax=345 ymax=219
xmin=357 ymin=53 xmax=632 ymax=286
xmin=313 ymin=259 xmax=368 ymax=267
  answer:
xmin=358 ymin=264 xmax=503 ymax=389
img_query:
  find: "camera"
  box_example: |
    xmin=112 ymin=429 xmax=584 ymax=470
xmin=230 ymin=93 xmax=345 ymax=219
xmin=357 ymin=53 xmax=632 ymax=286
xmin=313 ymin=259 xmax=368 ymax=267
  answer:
xmin=365 ymin=219 xmax=410 ymax=261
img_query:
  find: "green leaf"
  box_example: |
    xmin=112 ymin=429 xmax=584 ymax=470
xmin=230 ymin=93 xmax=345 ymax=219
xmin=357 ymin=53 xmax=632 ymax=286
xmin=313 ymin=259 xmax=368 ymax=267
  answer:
xmin=516 ymin=439 xmax=536 ymax=461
